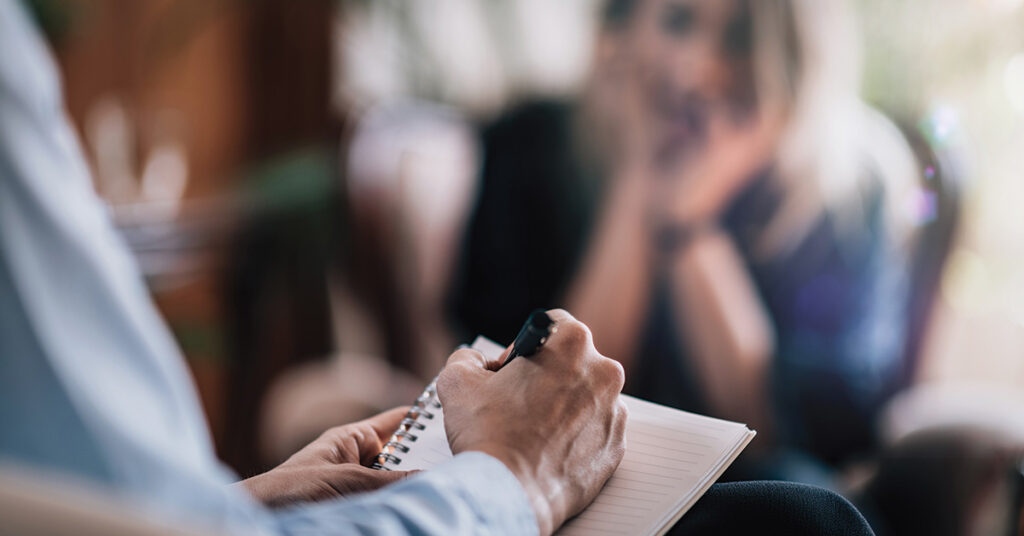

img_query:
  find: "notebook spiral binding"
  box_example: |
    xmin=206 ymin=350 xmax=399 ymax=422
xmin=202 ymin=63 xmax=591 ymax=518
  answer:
xmin=372 ymin=377 xmax=442 ymax=470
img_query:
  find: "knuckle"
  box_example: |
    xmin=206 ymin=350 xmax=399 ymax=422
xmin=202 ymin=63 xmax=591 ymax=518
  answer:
xmin=318 ymin=425 xmax=349 ymax=448
xmin=604 ymin=359 xmax=626 ymax=390
xmin=545 ymin=308 xmax=573 ymax=322
xmin=557 ymin=320 xmax=592 ymax=350
xmin=437 ymin=356 xmax=481 ymax=403
xmin=445 ymin=348 xmax=476 ymax=366
xmin=441 ymin=350 xmax=481 ymax=378
xmin=590 ymin=357 xmax=625 ymax=392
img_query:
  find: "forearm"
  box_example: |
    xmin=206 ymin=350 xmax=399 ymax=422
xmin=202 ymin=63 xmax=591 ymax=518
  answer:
xmin=668 ymin=230 xmax=775 ymax=438
xmin=272 ymin=452 xmax=537 ymax=536
xmin=566 ymin=172 xmax=653 ymax=371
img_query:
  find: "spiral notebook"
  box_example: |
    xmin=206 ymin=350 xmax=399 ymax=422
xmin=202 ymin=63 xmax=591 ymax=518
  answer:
xmin=373 ymin=336 xmax=756 ymax=535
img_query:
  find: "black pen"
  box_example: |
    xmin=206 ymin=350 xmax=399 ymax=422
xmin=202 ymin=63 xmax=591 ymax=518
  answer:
xmin=498 ymin=309 xmax=556 ymax=370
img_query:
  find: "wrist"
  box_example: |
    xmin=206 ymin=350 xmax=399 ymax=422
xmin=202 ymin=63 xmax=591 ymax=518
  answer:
xmin=468 ymin=444 xmax=558 ymax=535
xmin=653 ymin=220 xmax=717 ymax=259
xmin=236 ymin=471 xmax=278 ymax=506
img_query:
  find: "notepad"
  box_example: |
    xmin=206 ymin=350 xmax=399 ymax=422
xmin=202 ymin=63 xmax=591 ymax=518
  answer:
xmin=373 ymin=336 xmax=756 ymax=535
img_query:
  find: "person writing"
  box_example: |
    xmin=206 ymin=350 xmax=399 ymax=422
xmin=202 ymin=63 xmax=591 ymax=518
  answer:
xmin=0 ymin=1 xmax=623 ymax=534
xmin=0 ymin=0 xmax=872 ymax=533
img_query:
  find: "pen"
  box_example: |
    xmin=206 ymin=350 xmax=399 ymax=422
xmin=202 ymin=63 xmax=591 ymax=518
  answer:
xmin=499 ymin=309 xmax=556 ymax=370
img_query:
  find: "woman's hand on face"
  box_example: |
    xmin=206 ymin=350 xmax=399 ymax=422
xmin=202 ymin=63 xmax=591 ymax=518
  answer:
xmin=594 ymin=52 xmax=785 ymax=225
xmin=654 ymin=101 xmax=787 ymax=225
xmin=604 ymin=64 xmax=783 ymax=221
xmin=586 ymin=45 xmax=657 ymax=180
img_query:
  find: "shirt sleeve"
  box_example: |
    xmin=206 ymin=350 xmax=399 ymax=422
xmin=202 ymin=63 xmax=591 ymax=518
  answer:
xmin=274 ymin=452 xmax=537 ymax=536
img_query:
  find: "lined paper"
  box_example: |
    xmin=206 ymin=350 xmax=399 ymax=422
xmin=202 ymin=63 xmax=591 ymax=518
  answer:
xmin=556 ymin=396 xmax=753 ymax=536
xmin=381 ymin=337 xmax=755 ymax=535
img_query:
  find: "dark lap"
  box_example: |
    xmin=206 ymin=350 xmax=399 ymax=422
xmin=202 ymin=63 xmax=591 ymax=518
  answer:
xmin=669 ymin=481 xmax=875 ymax=536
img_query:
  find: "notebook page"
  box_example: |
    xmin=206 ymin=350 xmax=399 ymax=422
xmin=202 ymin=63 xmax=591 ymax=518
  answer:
xmin=389 ymin=396 xmax=453 ymax=471
xmin=556 ymin=396 xmax=754 ymax=536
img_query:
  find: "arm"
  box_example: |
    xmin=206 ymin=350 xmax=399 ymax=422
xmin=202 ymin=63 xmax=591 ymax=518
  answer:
xmin=565 ymin=166 xmax=655 ymax=372
xmin=658 ymin=104 xmax=784 ymax=437
xmin=667 ymin=230 xmax=775 ymax=439
xmin=248 ymin=310 xmax=628 ymax=536
xmin=565 ymin=69 xmax=666 ymax=371
xmin=567 ymin=67 xmax=784 ymax=384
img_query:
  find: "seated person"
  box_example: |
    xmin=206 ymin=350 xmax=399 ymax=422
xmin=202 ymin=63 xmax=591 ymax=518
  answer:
xmin=449 ymin=0 xmax=919 ymax=478
xmin=0 ymin=1 xmax=872 ymax=534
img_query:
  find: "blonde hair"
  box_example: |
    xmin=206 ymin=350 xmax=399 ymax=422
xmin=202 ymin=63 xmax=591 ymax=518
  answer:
xmin=752 ymin=0 xmax=918 ymax=255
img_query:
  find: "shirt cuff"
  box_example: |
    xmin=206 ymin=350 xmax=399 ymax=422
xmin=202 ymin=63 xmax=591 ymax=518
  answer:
xmin=436 ymin=452 xmax=538 ymax=535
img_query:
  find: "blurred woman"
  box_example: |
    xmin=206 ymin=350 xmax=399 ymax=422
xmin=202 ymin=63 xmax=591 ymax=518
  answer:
xmin=448 ymin=0 xmax=919 ymax=478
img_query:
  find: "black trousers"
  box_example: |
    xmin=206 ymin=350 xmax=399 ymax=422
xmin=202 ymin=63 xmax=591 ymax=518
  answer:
xmin=670 ymin=481 xmax=875 ymax=536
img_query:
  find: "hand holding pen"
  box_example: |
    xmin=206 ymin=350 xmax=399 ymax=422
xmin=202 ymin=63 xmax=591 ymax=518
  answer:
xmin=436 ymin=309 xmax=628 ymax=535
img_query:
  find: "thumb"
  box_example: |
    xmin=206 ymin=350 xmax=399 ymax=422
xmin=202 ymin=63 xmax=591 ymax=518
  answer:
xmin=363 ymin=406 xmax=414 ymax=444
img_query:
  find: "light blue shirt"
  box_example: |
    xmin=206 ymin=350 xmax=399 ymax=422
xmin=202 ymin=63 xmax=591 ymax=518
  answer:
xmin=0 ymin=1 xmax=536 ymax=534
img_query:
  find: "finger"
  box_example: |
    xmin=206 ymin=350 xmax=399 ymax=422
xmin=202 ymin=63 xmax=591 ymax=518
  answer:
xmin=502 ymin=308 xmax=577 ymax=368
xmin=539 ymin=308 xmax=574 ymax=352
xmin=327 ymin=465 xmax=418 ymax=495
xmin=614 ymin=396 xmax=630 ymax=447
xmin=606 ymin=398 xmax=630 ymax=470
xmin=362 ymin=406 xmax=413 ymax=444
xmin=598 ymin=357 xmax=627 ymax=394
xmin=437 ymin=347 xmax=494 ymax=406
xmin=444 ymin=347 xmax=501 ymax=373
xmin=540 ymin=309 xmax=592 ymax=361
xmin=497 ymin=343 xmax=514 ymax=368
xmin=543 ymin=307 xmax=575 ymax=326
xmin=325 ymin=407 xmax=412 ymax=466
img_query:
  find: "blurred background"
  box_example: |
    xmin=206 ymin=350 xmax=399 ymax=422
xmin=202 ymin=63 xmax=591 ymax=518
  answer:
xmin=24 ymin=0 xmax=1024 ymax=534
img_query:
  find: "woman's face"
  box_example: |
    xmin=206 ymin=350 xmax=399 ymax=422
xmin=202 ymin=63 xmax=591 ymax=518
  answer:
xmin=620 ymin=0 xmax=756 ymax=162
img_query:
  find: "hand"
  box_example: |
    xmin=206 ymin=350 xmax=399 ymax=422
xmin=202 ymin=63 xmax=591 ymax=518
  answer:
xmin=602 ymin=66 xmax=785 ymax=225
xmin=658 ymin=102 xmax=786 ymax=224
xmin=437 ymin=309 xmax=629 ymax=535
xmin=237 ymin=407 xmax=415 ymax=508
